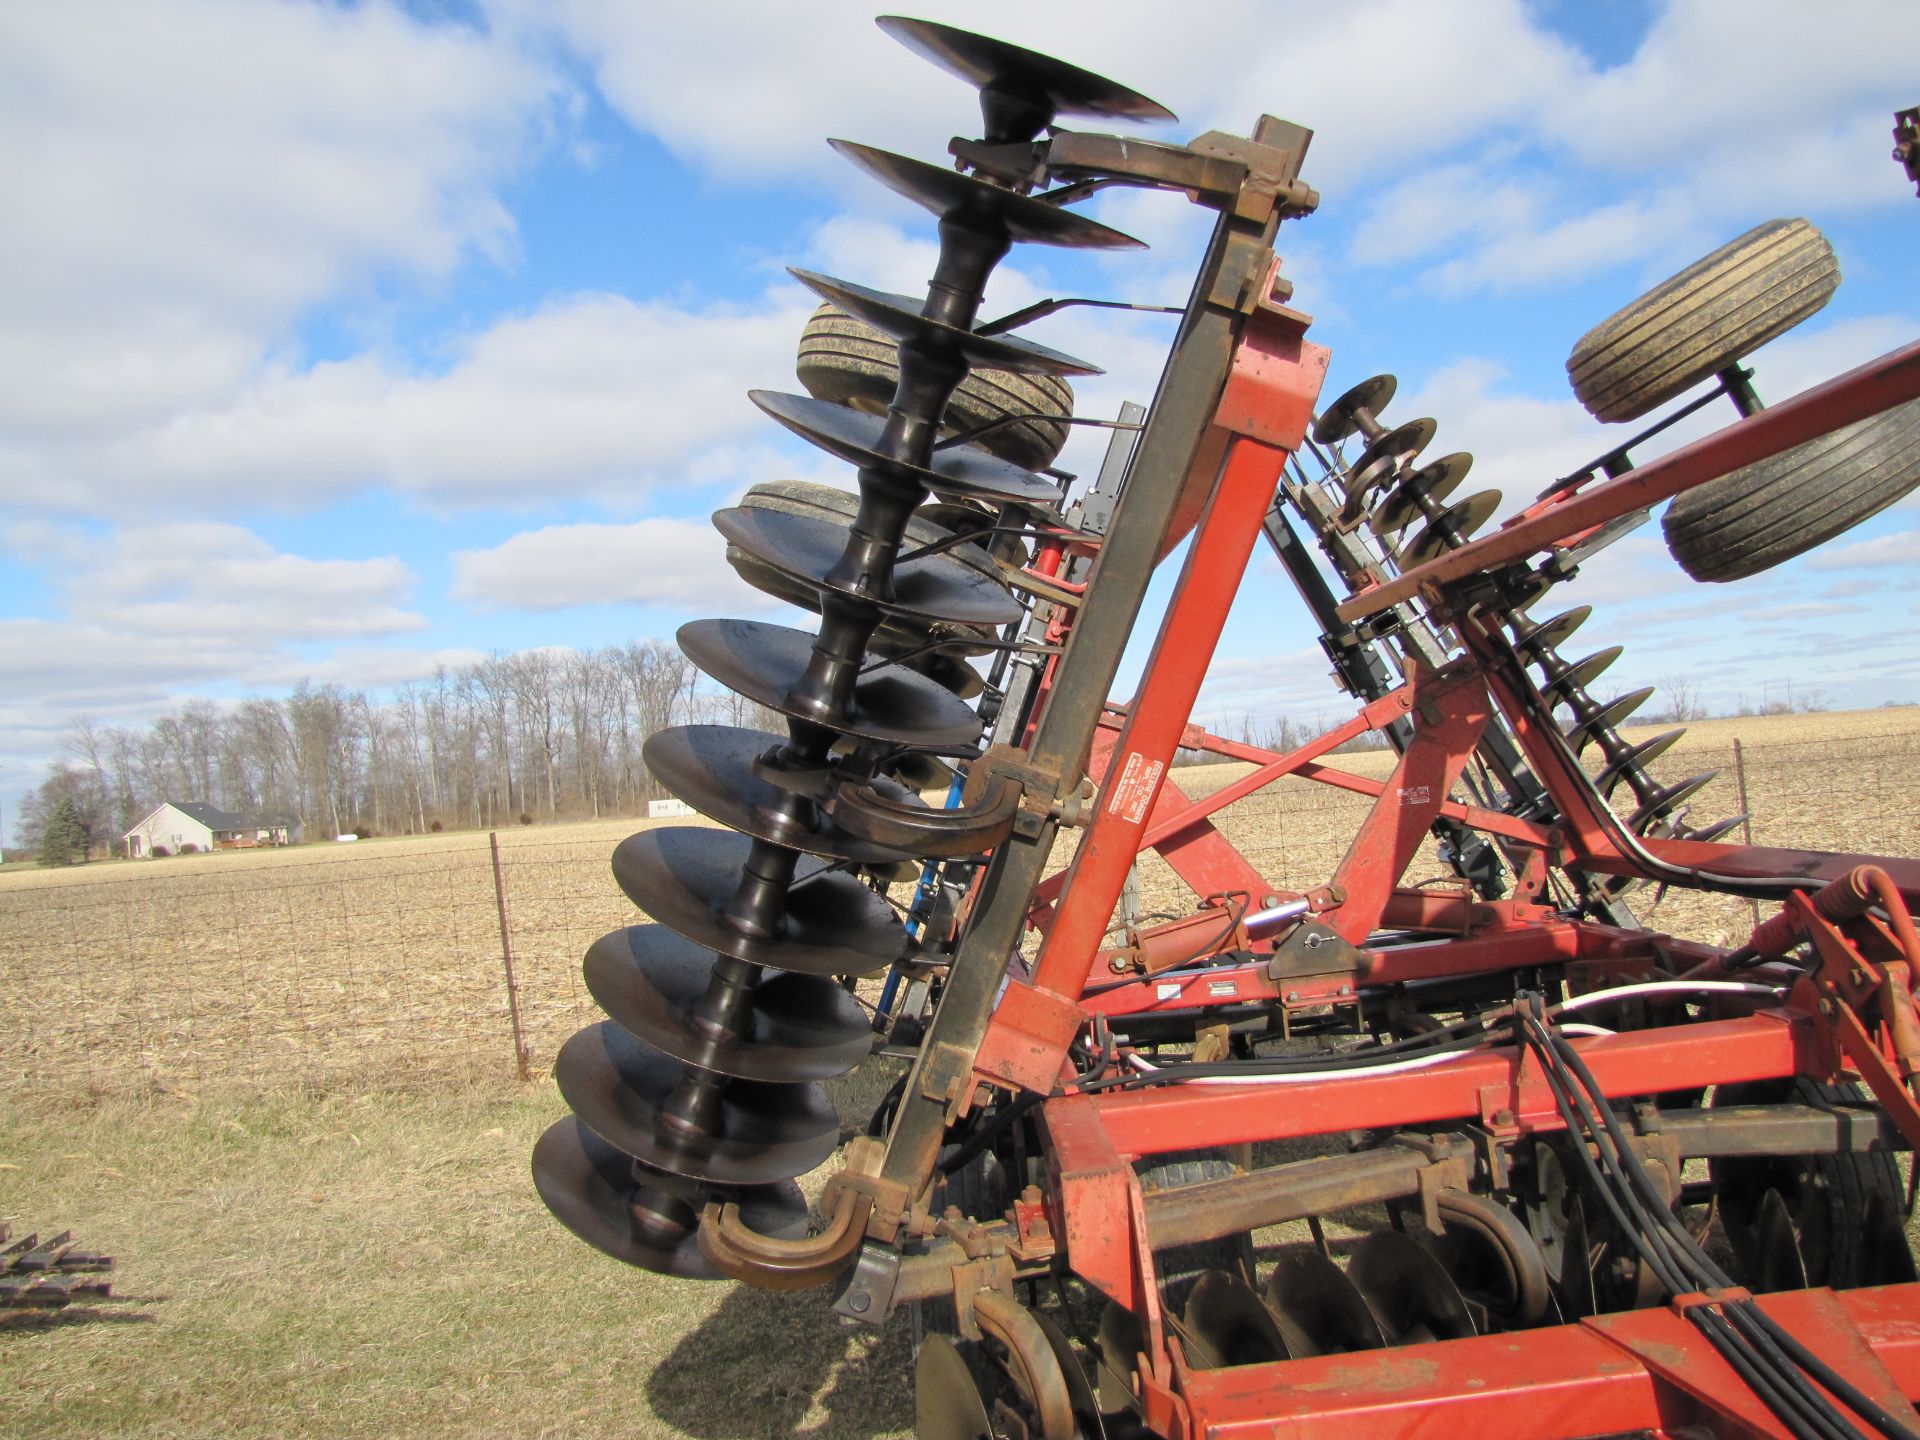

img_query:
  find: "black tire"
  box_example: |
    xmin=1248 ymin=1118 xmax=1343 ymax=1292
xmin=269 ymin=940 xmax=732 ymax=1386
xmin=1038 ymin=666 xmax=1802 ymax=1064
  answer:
xmin=1567 ymin=219 xmax=1839 ymax=424
xmin=1137 ymin=1152 xmax=1256 ymax=1312
xmin=1711 ymin=1078 xmax=1908 ymax=1289
xmin=1662 ymin=395 xmax=1920 ymax=581
xmin=797 ymin=303 xmax=1076 ymax=471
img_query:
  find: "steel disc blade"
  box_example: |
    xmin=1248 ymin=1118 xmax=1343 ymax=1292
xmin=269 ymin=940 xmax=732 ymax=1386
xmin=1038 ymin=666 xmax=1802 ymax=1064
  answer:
xmin=679 ymin=618 xmax=982 ymax=749
xmin=531 ymin=1117 xmax=806 ymax=1280
xmin=554 ymin=1021 xmax=839 ymax=1187
xmin=916 ymin=1332 xmax=995 ymax=1440
xmin=643 ymin=724 xmax=923 ymax=865
xmin=1096 ymin=1302 xmax=1145 ymax=1414
xmin=1262 ymin=1247 xmax=1386 ymax=1357
xmin=1354 ymin=416 xmax=1437 ymax=481
xmin=583 ymin=926 xmax=872 ymax=1082
xmin=1564 ymin=686 xmax=1654 ymax=752
xmin=1370 ymin=451 xmax=1472 ymax=536
xmin=1680 ymin=814 xmax=1747 ymax=845
xmin=1031 ymin=1307 xmax=1107 ymax=1440
xmin=830 ymin=140 xmax=1145 ymax=250
xmin=789 ymin=269 xmax=1100 ymax=378
xmin=1512 ymin=604 xmax=1590 ymax=656
xmin=1753 ymin=1187 xmax=1809 ymax=1293
xmin=1628 ymin=771 xmax=1718 ymax=833
xmin=1558 ymin=1196 xmax=1598 ymax=1319
xmin=1401 ymin=488 xmax=1503 ymax=569
xmin=715 ymin=506 xmax=1023 ymax=627
xmin=614 ymin=828 xmax=907 ymax=978
xmin=1595 ymin=728 xmax=1685 ymax=796
xmin=1542 ymin=646 xmax=1625 ymax=705
xmin=1181 ymin=1270 xmax=1291 ymax=1368
xmin=751 ymin=390 xmax=1063 ymax=508
xmin=1346 ymin=1230 xmax=1477 ymax=1345
xmin=1313 ymin=373 xmax=1396 ymax=445
xmin=1862 ymin=1188 xmax=1919 ymax=1285
xmin=877 ymin=15 xmax=1175 ymax=128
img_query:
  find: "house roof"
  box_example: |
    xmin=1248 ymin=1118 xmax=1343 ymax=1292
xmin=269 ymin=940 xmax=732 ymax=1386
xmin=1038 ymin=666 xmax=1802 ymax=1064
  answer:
xmin=123 ymin=801 xmax=295 ymax=838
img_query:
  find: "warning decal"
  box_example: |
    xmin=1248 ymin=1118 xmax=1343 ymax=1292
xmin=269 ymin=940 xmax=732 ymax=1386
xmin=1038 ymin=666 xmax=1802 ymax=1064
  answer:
xmin=1107 ymin=750 xmax=1165 ymax=824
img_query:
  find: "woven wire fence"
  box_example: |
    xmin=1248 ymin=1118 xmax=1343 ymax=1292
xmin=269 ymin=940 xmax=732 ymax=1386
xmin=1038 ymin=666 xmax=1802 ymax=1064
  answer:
xmin=2 ymin=728 xmax=1915 ymax=1099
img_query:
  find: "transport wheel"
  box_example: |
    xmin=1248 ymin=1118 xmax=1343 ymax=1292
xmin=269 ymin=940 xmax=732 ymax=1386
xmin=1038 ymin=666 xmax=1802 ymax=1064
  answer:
xmin=1566 ymin=218 xmax=1838 ymax=424
xmin=797 ymin=303 xmax=1076 ymax=470
xmin=1136 ymin=1151 xmax=1257 ymax=1311
xmin=1710 ymin=1079 xmax=1911 ymax=1288
xmin=1661 ymin=395 xmax=1920 ymax=581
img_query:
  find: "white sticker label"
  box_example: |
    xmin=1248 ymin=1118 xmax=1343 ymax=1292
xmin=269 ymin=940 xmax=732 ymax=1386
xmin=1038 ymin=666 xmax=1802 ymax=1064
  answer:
xmin=1396 ymin=784 xmax=1433 ymax=805
xmin=1156 ymin=982 xmax=1181 ymax=1000
xmin=1208 ymin=979 xmax=1237 ymax=997
xmin=1108 ymin=751 xmax=1166 ymax=824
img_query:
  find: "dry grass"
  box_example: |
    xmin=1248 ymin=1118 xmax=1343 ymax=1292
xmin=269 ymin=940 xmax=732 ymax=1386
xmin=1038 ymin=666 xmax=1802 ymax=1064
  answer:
xmin=0 ymin=1079 xmax=916 ymax=1440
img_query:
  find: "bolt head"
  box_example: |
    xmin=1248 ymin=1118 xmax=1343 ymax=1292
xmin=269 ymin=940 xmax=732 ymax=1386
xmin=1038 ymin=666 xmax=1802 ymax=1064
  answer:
xmin=847 ymin=1290 xmax=871 ymax=1313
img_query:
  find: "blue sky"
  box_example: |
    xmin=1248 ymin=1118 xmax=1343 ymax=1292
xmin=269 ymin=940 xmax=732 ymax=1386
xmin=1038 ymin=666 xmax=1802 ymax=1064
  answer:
xmin=2 ymin=0 xmax=1916 ymax=828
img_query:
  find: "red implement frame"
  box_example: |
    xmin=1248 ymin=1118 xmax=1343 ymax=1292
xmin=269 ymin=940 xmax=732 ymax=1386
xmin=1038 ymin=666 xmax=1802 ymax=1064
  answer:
xmin=953 ymin=318 xmax=1920 ymax=1437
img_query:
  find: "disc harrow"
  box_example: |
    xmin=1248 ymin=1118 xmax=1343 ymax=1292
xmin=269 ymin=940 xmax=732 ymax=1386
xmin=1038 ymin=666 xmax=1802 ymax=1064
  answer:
xmin=532 ymin=15 xmax=1920 ymax=1438
xmin=0 ymin=1223 xmax=114 ymax=1311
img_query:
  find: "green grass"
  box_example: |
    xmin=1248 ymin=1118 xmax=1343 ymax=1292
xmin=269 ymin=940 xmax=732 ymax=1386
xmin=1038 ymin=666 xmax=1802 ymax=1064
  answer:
xmin=1 ymin=1084 xmax=915 ymax=1439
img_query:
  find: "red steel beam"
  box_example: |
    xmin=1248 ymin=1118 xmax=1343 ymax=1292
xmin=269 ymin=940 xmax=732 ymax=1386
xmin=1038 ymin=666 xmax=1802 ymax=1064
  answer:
xmin=1090 ymin=1012 xmax=1808 ymax=1155
xmin=1179 ymin=1283 xmax=1920 ymax=1440
xmin=1336 ymin=339 xmax=1920 ymax=622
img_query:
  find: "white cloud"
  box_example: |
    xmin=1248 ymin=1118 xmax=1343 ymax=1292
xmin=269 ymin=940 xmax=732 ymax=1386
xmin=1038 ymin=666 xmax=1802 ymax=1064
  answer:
xmin=1807 ymin=532 xmax=1918 ymax=572
xmin=0 ymin=0 xmax=561 ymax=439
xmin=451 ymin=519 xmax=779 ymax=613
xmin=4 ymin=291 xmax=820 ymax=514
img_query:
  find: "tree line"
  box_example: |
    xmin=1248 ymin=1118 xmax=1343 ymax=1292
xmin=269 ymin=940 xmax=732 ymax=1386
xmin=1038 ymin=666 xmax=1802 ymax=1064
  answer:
xmin=11 ymin=642 xmax=780 ymax=860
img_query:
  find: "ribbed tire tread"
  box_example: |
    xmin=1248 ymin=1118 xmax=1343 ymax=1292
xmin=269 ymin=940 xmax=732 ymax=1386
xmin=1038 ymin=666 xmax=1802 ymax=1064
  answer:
xmin=796 ymin=304 xmax=1074 ymax=470
xmin=1662 ymin=396 xmax=1920 ymax=581
xmin=1568 ymin=219 xmax=1838 ymax=424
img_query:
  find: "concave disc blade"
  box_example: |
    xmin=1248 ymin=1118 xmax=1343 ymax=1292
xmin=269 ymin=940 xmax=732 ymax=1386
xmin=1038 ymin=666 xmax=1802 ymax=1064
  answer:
xmin=789 ymin=269 xmax=1100 ymax=377
xmin=554 ymin=1021 xmax=839 ymax=1187
xmin=1628 ymin=771 xmax=1718 ymax=833
xmin=1181 ymin=1270 xmax=1291 ymax=1368
xmin=1596 ymin=728 xmax=1685 ymax=795
xmin=1558 ymin=1195 xmax=1597 ymax=1319
xmin=830 ymin=140 xmax=1145 ymax=251
xmin=876 ymin=16 xmax=1175 ymax=127
xmin=1753 ymin=1187 xmax=1809 ymax=1293
xmin=584 ymin=926 xmax=872 ymax=1083
xmin=678 ymin=618 xmax=982 ymax=749
xmin=1370 ymin=451 xmax=1473 ymax=536
xmin=1542 ymin=645 xmax=1624 ymax=704
xmin=1314 ymin=373 xmax=1396 ymax=446
xmin=1030 ymin=1307 xmax=1107 ymax=1440
xmin=1565 ymin=686 xmax=1653 ymax=751
xmin=642 ymin=725 xmax=921 ymax=865
xmin=1345 ymin=1230 xmax=1476 ymax=1345
xmin=916 ymin=1332 xmax=995 ymax=1440
xmin=1512 ymin=604 xmax=1590 ymax=656
xmin=1354 ymin=416 xmax=1437 ymax=481
xmin=531 ymin=1116 xmax=805 ymax=1280
xmin=715 ymin=506 xmax=1022 ymax=627
xmin=751 ymin=390 xmax=1063 ymax=508
xmin=1262 ymin=1246 xmax=1386 ymax=1357
xmin=1401 ymin=488 xmax=1503 ymax=568
xmin=614 ymin=828 xmax=907 ymax=978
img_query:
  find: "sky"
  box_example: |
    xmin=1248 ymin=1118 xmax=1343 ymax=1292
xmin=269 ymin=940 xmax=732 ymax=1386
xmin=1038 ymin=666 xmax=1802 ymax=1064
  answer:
xmin=2 ymin=0 xmax=1917 ymax=832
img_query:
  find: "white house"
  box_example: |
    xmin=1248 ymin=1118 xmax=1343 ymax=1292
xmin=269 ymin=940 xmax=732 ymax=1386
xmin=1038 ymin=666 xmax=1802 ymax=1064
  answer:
xmin=123 ymin=802 xmax=300 ymax=858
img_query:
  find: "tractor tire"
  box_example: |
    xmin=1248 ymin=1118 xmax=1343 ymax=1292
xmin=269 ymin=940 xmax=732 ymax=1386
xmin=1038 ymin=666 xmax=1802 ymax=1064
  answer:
xmin=1138 ymin=1152 xmax=1257 ymax=1312
xmin=1567 ymin=219 xmax=1839 ymax=424
xmin=796 ymin=303 xmax=1076 ymax=471
xmin=1711 ymin=1078 xmax=1909 ymax=1289
xmin=1662 ymin=395 xmax=1920 ymax=581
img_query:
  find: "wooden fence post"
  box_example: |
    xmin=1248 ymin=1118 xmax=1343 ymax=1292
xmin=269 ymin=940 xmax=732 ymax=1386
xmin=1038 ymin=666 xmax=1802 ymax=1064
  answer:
xmin=490 ymin=831 xmax=532 ymax=1081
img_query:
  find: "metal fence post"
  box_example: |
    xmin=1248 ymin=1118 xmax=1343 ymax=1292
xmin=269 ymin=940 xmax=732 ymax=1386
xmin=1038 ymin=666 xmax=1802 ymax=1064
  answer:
xmin=1733 ymin=738 xmax=1759 ymax=929
xmin=490 ymin=831 xmax=532 ymax=1081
